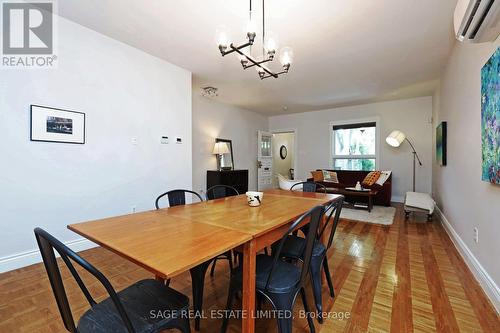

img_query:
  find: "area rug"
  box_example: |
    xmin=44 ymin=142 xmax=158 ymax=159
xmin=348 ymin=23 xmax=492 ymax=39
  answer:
xmin=340 ymin=205 xmax=396 ymax=225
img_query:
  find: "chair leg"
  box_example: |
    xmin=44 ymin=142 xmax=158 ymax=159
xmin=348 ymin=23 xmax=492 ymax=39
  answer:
xmin=183 ymin=317 xmax=192 ymax=333
xmin=233 ymin=250 xmax=240 ymax=266
xmin=323 ymin=257 xmax=335 ymax=298
xmin=300 ymin=288 xmax=316 ymax=333
xmin=309 ymin=256 xmax=324 ymax=324
xmin=268 ymin=293 xmax=294 ymax=333
xmin=166 ymin=279 xmax=171 ymax=287
xmin=210 ymin=259 xmax=217 ymax=277
xmin=220 ymin=283 xmax=236 ymax=333
xmin=227 ymin=251 xmax=234 ymax=273
xmin=211 ymin=251 xmax=233 ymax=277
xmin=171 ymin=317 xmax=191 ymax=333
xmin=190 ymin=261 xmax=211 ymax=331
xmin=257 ymin=293 xmax=264 ymax=310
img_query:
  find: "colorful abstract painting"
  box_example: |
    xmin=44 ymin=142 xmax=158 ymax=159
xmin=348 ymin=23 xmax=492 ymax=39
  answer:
xmin=436 ymin=122 xmax=447 ymax=166
xmin=481 ymin=47 xmax=500 ymax=184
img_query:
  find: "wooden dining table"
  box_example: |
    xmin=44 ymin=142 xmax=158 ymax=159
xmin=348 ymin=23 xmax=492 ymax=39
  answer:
xmin=68 ymin=189 xmax=341 ymax=333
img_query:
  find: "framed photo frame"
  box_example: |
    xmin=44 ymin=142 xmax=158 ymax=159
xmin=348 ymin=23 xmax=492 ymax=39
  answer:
xmin=436 ymin=121 xmax=447 ymax=166
xmin=481 ymin=47 xmax=499 ymax=184
xmin=30 ymin=105 xmax=85 ymax=144
xmin=215 ymin=138 xmax=234 ymax=170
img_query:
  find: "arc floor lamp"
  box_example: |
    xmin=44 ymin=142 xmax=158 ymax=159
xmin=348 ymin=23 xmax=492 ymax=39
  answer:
xmin=386 ymin=130 xmax=422 ymax=192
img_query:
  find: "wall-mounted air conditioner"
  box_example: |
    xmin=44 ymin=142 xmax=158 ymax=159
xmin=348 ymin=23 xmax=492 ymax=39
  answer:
xmin=454 ymin=0 xmax=500 ymax=43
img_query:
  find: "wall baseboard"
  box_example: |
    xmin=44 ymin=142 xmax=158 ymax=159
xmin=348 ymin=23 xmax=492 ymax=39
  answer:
xmin=0 ymin=238 xmax=97 ymax=273
xmin=435 ymin=206 xmax=500 ymax=313
xmin=391 ymin=195 xmax=404 ymax=203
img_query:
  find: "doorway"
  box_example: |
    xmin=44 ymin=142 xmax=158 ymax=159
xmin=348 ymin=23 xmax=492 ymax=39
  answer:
xmin=272 ymin=131 xmax=296 ymax=187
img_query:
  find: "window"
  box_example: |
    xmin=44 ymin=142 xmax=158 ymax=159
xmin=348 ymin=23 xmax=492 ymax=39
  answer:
xmin=331 ymin=122 xmax=377 ymax=171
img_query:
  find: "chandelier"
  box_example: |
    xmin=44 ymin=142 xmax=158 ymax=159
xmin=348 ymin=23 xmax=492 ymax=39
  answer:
xmin=216 ymin=0 xmax=294 ymax=80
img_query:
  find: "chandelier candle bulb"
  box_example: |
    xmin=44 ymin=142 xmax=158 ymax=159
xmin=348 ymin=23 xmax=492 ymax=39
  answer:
xmin=280 ymin=47 xmax=294 ymax=66
xmin=246 ymin=20 xmax=257 ymax=43
xmin=215 ymin=26 xmax=230 ymax=53
xmin=265 ymin=33 xmax=278 ymax=54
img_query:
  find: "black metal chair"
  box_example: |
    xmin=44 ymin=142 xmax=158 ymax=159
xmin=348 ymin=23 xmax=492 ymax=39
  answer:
xmin=205 ymin=185 xmax=239 ymax=277
xmin=273 ymin=196 xmax=344 ymax=324
xmin=290 ymin=181 xmax=327 ymax=193
xmin=34 ymin=228 xmax=191 ymax=333
xmin=221 ymin=205 xmax=326 ymax=333
xmin=154 ymin=189 xmax=210 ymax=331
xmin=290 ymin=182 xmax=327 ymax=237
xmin=155 ymin=189 xmax=203 ymax=209
xmin=206 ymin=184 xmax=239 ymax=201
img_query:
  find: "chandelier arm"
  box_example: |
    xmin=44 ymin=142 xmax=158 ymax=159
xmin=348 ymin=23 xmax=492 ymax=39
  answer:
xmin=260 ymin=70 xmax=288 ymax=79
xmin=220 ymin=42 xmax=253 ymax=56
xmin=242 ymin=57 xmax=272 ymax=69
xmin=231 ymin=45 xmax=278 ymax=78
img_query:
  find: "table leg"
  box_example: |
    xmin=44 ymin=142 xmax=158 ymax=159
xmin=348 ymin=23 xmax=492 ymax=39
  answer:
xmin=155 ymin=275 xmax=165 ymax=284
xmin=242 ymin=239 xmax=257 ymax=333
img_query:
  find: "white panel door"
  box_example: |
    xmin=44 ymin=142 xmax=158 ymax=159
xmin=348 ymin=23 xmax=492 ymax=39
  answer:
xmin=257 ymin=130 xmax=273 ymax=191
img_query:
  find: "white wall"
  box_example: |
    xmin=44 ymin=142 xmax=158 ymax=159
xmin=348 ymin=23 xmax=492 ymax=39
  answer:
xmin=0 ymin=17 xmax=192 ymax=272
xmin=192 ymin=95 xmax=268 ymax=193
xmin=269 ymin=97 xmax=433 ymax=201
xmin=433 ymin=39 xmax=500 ymax=306
xmin=272 ymin=132 xmax=295 ymax=186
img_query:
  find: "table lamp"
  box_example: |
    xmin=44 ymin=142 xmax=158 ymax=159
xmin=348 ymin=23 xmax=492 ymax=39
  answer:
xmin=213 ymin=142 xmax=229 ymax=171
xmin=386 ymin=130 xmax=422 ymax=192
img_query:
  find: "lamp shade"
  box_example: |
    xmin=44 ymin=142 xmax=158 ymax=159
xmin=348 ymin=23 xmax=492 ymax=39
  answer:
xmin=386 ymin=130 xmax=406 ymax=147
xmin=212 ymin=142 xmax=229 ymax=155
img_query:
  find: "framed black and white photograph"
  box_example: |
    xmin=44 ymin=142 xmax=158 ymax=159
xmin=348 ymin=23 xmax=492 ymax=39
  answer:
xmin=30 ymin=105 xmax=85 ymax=144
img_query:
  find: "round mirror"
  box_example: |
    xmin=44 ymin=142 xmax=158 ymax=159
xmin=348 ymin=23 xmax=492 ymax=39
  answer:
xmin=280 ymin=145 xmax=287 ymax=159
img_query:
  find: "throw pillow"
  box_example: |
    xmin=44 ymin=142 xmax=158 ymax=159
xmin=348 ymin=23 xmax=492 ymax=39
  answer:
xmin=376 ymin=170 xmax=392 ymax=186
xmin=322 ymin=170 xmax=339 ymax=183
xmin=311 ymin=170 xmax=324 ymax=182
xmin=362 ymin=171 xmax=381 ymax=186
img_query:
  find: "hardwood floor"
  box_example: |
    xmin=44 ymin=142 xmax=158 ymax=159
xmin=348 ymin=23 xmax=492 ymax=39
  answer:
xmin=0 ymin=203 xmax=498 ymax=332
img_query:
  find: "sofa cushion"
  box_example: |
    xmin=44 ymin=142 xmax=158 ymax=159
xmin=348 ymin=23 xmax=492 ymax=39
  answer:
xmin=311 ymin=170 xmax=324 ymax=182
xmin=322 ymin=170 xmax=339 ymax=183
xmin=376 ymin=170 xmax=392 ymax=186
xmin=362 ymin=171 xmax=381 ymax=186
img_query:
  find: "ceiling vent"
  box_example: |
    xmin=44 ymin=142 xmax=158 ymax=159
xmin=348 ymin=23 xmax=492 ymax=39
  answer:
xmin=454 ymin=0 xmax=500 ymax=43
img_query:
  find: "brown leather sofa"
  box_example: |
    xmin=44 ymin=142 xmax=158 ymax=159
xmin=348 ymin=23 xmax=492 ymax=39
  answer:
xmin=308 ymin=169 xmax=392 ymax=206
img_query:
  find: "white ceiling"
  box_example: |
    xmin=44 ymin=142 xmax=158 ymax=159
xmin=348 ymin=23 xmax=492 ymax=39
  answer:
xmin=58 ymin=0 xmax=457 ymax=115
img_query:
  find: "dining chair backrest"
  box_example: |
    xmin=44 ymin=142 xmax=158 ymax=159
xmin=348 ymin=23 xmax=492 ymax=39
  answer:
xmin=206 ymin=185 xmax=239 ymax=200
xmin=318 ymin=196 xmax=345 ymax=250
xmin=267 ymin=205 xmax=325 ymax=290
xmin=34 ymin=228 xmax=135 ymax=333
xmin=290 ymin=181 xmax=327 ymax=193
xmin=155 ymin=189 xmax=203 ymax=209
